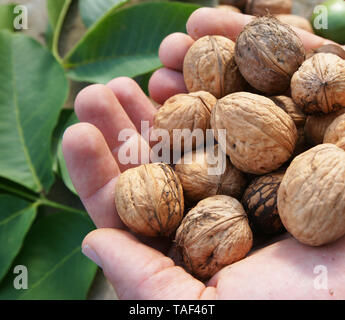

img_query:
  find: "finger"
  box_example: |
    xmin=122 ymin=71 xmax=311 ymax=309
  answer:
xmin=159 ymin=32 xmax=194 ymax=71
xmin=74 ymin=84 xmax=137 ymax=151
xmin=82 ymin=228 xmax=217 ymax=300
xmin=62 ymin=123 xmax=123 ymax=229
xmin=106 ymin=77 xmax=157 ymax=130
xmin=148 ymin=68 xmax=187 ymax=105
xmin=186 ymin=8 xmax=335 ymax=51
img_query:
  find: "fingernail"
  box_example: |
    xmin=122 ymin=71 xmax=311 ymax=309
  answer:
xmin=82 ymin=244 xmax=103 ymax=269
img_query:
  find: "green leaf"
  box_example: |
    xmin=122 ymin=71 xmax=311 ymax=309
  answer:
xmin=46 ymin=0 xmax=72 ymax=60
xmin=0 ymin=212 xmax=97 ymax=300
xmin=79 ymin=0 xmax=128 ymax=28
xmin=0 ymin=31 xmax=69 ymax=193
xmin=0 ymin=195 xmax=37 ymax=282
xmin=64 ymin=2 xmax=200 ymax=84
xmin=0 ymin=4 xmax=16 ymax=31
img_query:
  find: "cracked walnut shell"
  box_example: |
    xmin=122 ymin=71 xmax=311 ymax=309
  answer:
xmin=175 ymin=145 xmax=247 ymax=205
xmin=153 ymin=91 xmax=217 ymax=150
xmin=175 ymin=195 xmax=253 ymax=279
xmin=291 ymin=53 xmax=345 ymax=114
xmin=211 ymin=92 xmax=298 ymax=174
xmin=324 ymin=113 xmax=345 ymax=151
xmin=114 ymin=163 xmax=184 ymax=237
xmin=277 ymin=144 xmax=345 ymax=246
xmin=183 ymin=35 xmax=247 ymax=99
xmin=235 ymin=16 xmax=305 ymax=95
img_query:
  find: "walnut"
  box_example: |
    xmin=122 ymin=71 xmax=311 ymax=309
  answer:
xmin=114 ymin=163 xmax=184 ymax=237
xmin=219 ymin=0 xmax=247 ymax=9
xmin=306 ymin=44 xmax=345 ymax=60
xmin=277 ymin=144 xmax=345 ymax=246
xmin=304 ymin=109 xmax=345 ymax=146
xmin=175 ymin=145 xmax=247 ymax=205
xmin=245 ymin=0 xmax=292 ymax=16
xmin=242 ymin=170 xmax=286 ymax=235
xmin=175 ymin=195 xmax=253 ymax=279
xmin=324 ymin=113 xmax=345 ymax=151
xmin=275 ymin=14 xmax=314 ymax=33
xmin=153 ymin=91 xmax=217 ymax=151
xmin=217 ymin=4 xmax=242 ymax=13
xmin=235 ymin=17 xmax=305 ymax=95
xmin=210 ymin=92 xmax=298 ymax=174
xmin=291 ymin=53 xmax=345 ymax=114
xmin=183 ymin=35 xmax=247 ymax=99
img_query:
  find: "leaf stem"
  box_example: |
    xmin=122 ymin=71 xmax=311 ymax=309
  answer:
xmin=0 ymin=182 xmax=38 ymax=202
xmin=37 ymin=199 xmax=88 ymax=217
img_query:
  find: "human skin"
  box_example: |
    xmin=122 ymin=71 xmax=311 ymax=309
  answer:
xmin=62 ymin=8 xmax=345 ymax=300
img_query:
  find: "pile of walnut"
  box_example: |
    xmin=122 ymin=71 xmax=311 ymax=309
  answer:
xmin=114 ymin=17 xmax=345 ymax=280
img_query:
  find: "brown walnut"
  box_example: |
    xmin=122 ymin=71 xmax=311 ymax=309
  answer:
xmin=291 ymin=53 xmax=345 ymax=114
xmin=277 ymin=144 xmax=345 ymax=246
xmin=304 ymin=109 xmax=345 ymax=146
xmin=153 ymin=91 xmax=217 ymax=151
xmin=275 ymin=14 xmax=314 ymax=33
xmin=235 ymin=16 xmax=305 ymax=95
xmin=175 ymin=145 xmax=247 ymax=205
xmin=306 ymin=44 xmax=345 ymax=60
xmin=114 ymin=163 xmax=184 ymax=237
xmin=241 ymin=170 xmax=286 ymax=235
xmin=219 ymin=0 xmax=247 ymax=9
xmin=245 ymin=0 xmax=292 ymax=16
xmin=183 ymin=35 xmax=247 ymax=99
xmin=211 ymin=92 xmax=298 ymax=174
xmin=175 ymin=195 xmax=253 ymax=279
xmin=324 ymin=113 xmax=345 ymax=150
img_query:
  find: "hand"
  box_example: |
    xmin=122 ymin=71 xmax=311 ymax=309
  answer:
xmin=62 ymin=8 xmax=345 ymax=300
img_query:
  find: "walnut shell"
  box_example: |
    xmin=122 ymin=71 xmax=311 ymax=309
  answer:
xmin=183 ymin=35 xmax=247 ymax=99
xmin=291 ymin=53 xmax=345 ymax=114
xmin=235 ymin=17 xmax=305 ymax=95
xmin=242 ymin=171 xmax=285 ymax=235
xmin=277 ymin=144 xmax=345 ymax=246
xmin=217 ymin=4 xmax=242 ymax=13
xmin=306 ymin=44 xmax=345 ymax=60
xmin=324 ymin=113 xmax=345 ymax=151
xmin=219 ymin=0 xmax=247 ymax=9
xmin=210 ymin=92 xmax=298 ymax=174
xmin=114 ymin=163 xmax=184 ymax=237
xmin=175 ymin=195 xmax=253 ymax=279
xmin=245 ymin=0 xmax=292 ymax=16
xmin=304 ymin=109 xmax=345 ymax=146
xmin=275 ymin=14 xmax=314 ymax=33
xmin=175 ymin=145 xmax=247 ymax=205
xmin=153 ymin=91 xmax=217 ymax=151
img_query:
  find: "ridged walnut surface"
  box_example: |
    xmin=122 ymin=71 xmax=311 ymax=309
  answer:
xmin=175 ymin=145 xmax=247 ymax=205
xmin=114 ymin=163 xmax=184 ymax=237
xmin=183 ymin=35 xmax=246 ymax=99
xmin=275 ymin=14 xmax=313 ymax=33
xmin=324 ymin=113 xmax=345 ymax=150
xmin=291 ymin=53 xmax=345 ymax=114
xmin=277 ymin=144 xmax=345 ymax=246
xmin=245 ymin=0 xmax=292 ymax=16
xmin=175 ymin=195 xmax=253 ymax=279
xmin=235 ymin=17 xmax=305 ymax=95
xmin=211 ymin=92 xmax=298 ymax=174
xmin=153 ymin=91 xmax=217 ymax=150
xmin=242 ymin=171 xmax=285 ymax=235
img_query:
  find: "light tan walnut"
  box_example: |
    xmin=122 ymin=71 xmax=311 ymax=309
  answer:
xmin=235 ymin=17 xmax=305 ymax=95
xmin=183 ymin=35 xmax=247 ymax=99
xmin=114 ymin=163 xmax=184 ymax=237
xmin=277 ymin=144 xmax=345 ymax=246
xmin=175 ymin=145 xmax=247 ymax=205
xmin=245 ymin=0 xmax=292 ymax=15
xmin=175 ymin=195 xmax=253 ymax=279
xmin=153 ymin=91 xmax=217 ymax=151
xmin=304 ymin=109 xmax=345 ymax=146
xmin=291 ymin=53 xmax=345 ymax=114
xmin=275 ymin=14 xmax=314 ymax=33
xmin=211 ymin=92 xmax=298 ymax=174
xmin=324 ymin=113 xmax=345 ymax=150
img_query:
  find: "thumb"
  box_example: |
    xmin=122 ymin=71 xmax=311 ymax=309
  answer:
xmin=81 ymin=228 xmax=216 ymax=300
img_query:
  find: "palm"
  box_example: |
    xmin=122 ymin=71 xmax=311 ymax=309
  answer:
xmin=62 ymin=8 xmax=345 ymax=299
